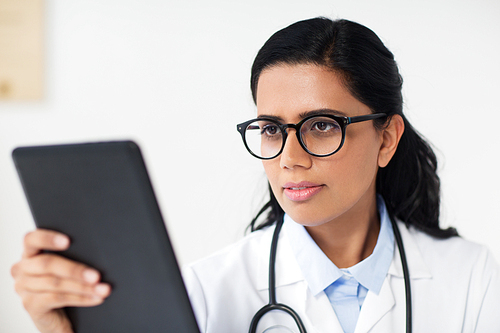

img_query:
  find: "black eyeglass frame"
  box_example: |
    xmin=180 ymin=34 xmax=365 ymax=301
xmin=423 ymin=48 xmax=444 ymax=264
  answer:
xmin=237 ymin=113 xmax=387 ymax=160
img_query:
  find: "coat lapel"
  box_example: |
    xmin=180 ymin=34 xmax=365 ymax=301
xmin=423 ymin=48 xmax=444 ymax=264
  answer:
xmin=256 ymin=224 xmax=345 ymax=332
xmin=355 ymin=221 xmax=433 ymax=333
xmin=354 ymin=277 xmax=395 ymax=333
xmin=305 ymin=290 xmax=344 ymax=332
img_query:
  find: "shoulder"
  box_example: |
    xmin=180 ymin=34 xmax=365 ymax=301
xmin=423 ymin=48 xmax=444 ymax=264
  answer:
xmin=185 ymin=226 xmax=272 ymax=278
xmin=399 ymin=222 xmax=500 ymax=329
xmin=404 ymin=222 xmax=497 ymax=274
xmin=400 ymin=222 xmax=500 ymax=307
xmin=182 ymin=227 xmax=274 ymax=332
xmin=182 ymin=227 xmax=273 ymax=296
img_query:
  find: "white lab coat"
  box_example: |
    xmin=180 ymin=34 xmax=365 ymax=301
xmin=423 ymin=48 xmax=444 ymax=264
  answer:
xmin=183 ymin=221 xmax=500 ymax=332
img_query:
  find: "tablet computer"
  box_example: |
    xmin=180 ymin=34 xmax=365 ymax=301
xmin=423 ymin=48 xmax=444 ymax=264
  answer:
xmin=12 ymin=141 xmax=200 ymax=333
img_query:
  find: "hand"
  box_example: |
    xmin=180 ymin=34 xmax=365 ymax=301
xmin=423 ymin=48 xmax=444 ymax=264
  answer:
xmin=11 ymin=229 xmax=111 ymax=333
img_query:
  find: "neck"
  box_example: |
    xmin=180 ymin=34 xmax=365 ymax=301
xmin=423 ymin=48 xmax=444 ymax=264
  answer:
xmin=305 ymin=195 xmax=380 ymax=268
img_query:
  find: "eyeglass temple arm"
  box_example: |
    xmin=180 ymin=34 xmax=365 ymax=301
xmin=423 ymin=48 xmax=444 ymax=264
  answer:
xmin=347 ymin=113 xmax=387 ymax=124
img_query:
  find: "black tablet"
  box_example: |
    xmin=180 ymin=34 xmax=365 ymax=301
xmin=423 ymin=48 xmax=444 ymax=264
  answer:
xmin=12 ymin=141 xmax=200 ymax=333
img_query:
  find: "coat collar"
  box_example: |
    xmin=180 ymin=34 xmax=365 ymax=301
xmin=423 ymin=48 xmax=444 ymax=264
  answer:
xmin=388 ymin=221 xmax=433 ymax=280
xmin=256 ymin=222 xmax=304 ymax=291
xmin=256 ymin=219 xmax=432 ymax=292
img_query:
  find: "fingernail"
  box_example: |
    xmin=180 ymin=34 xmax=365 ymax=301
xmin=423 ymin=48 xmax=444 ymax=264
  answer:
xmin=83 ymin=269 xmax=100 ymax=283
xmin=53 ymin=235 xmax=69 ymax=248
xmin=94 ymin=283 xmax=110 ymax=296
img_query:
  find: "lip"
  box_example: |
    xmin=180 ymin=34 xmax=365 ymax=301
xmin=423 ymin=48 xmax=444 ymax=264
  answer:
xmin=282 ymin=181 xmax=324 ymax=202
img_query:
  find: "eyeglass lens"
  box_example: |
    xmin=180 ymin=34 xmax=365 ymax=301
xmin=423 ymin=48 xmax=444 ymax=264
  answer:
xmin=243 ymin=116 xmax=343 ymax=158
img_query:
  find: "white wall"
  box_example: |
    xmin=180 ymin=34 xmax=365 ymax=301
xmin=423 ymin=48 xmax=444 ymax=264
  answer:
xmin=1 ymin=1 xmax=499 ymax=331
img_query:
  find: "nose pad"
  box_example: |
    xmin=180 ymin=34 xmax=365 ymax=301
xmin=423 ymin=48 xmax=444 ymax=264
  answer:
xmin=279 ymin=129 xmax=312 ymax=169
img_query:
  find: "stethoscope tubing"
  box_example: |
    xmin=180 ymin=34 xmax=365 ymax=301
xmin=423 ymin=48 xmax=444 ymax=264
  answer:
xmin=389 ymin=215 xmax=412 ymax=333
xmin=249 ymin=218 xmax=307 ymax=333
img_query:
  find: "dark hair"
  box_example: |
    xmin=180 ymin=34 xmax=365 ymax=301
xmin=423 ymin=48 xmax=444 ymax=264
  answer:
xmin=249 ymin=17 xmax=458 ymax=238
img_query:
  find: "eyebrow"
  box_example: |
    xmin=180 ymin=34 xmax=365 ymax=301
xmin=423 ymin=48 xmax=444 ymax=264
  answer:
xmin=299 ymin=108 xmax=348 ymax=118
xmin=258 ymin=109 xmax=348 ymax=123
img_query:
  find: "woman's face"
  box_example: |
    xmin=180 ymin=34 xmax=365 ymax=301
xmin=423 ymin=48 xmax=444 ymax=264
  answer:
xmin=256 ymin=64 xmax=384 ymax=227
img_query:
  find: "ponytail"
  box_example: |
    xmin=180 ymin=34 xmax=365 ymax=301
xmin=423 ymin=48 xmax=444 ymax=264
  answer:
xmin=377 ymin=117 xmax=458 ymax=238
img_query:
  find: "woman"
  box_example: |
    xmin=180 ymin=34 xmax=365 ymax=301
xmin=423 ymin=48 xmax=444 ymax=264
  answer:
xmin=11 ymin=18 xmax=500 ymax=333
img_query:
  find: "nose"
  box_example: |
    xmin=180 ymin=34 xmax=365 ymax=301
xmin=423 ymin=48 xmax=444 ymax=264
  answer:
xmin=279 ymin=129 xmax=312 ymax=169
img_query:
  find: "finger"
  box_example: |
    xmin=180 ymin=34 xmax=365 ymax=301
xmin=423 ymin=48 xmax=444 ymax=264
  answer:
xmin=23 ymin=230 xmax=70 ymax=259
xmin=15 ymin=275 xmax=111 ymax=298
xmin=22 ymin=290 xmax=106 ymax=315
xmin=30 ymin=309 xmax=74 ymax=333
xmin=19 ymin=254 xmax=101 ymax=284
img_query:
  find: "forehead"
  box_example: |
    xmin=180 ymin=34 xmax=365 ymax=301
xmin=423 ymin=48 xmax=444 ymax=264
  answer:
xmin=255 ymin=64 xmax=369 ymax=119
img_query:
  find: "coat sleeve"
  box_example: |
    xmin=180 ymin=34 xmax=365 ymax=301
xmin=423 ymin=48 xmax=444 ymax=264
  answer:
xmin=182 ymin=265 xmax=207 ymax=333
xmin=472 ymin=247 xmax=500 ymax=332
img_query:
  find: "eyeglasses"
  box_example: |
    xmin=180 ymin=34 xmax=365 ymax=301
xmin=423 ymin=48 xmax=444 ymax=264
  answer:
xmin=237 ymin=113 xmax=387 ymax=160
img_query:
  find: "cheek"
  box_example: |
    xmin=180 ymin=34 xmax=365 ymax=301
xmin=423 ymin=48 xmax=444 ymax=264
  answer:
xmin=262 ymin=160 xmax=279 ymax=188
xmin=333 ymin=150 xmax=378 ymax=187
xmin=334 ymin=131 xmax=381 ymax=189
xmin=261 ymin=160 xmax=289 ymax=211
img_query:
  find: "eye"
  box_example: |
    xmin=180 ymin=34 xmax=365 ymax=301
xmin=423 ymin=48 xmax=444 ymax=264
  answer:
xmin=311 ymin=121 xmax=339 ymax=132
xmin=261 ymin=124 xmax=281 ymax=136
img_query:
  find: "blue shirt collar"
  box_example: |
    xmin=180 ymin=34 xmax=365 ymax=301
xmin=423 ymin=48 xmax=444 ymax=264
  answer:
xmin=283 ymin=195 xmax=394 ymax=296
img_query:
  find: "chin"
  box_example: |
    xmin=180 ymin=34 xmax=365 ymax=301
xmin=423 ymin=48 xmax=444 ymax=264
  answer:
xmin=284 ymin=208 xmax=337 ymax=227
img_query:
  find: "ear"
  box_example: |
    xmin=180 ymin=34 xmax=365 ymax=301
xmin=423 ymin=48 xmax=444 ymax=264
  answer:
xmin=378 ymin=114 xmax=405 ymax=168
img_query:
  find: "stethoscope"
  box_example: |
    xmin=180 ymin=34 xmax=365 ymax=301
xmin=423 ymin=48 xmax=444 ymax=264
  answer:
xmin=249 ymin=213 xmax=412 ymax=333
